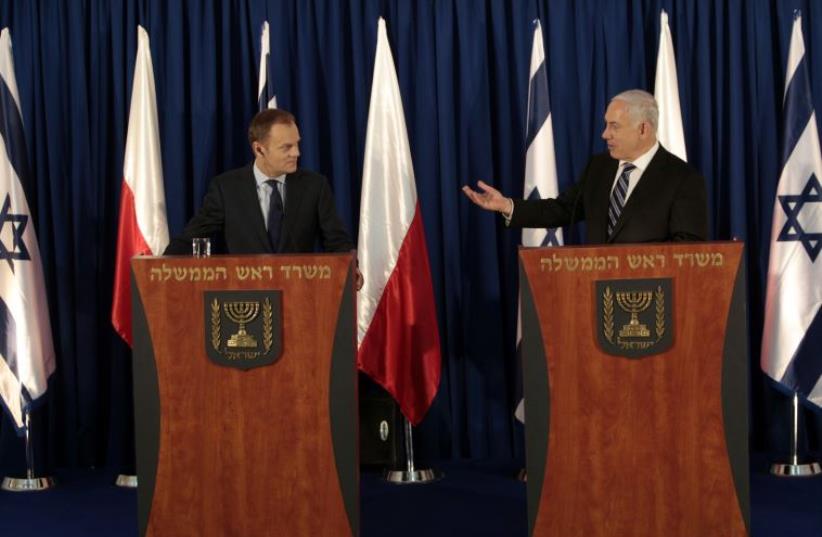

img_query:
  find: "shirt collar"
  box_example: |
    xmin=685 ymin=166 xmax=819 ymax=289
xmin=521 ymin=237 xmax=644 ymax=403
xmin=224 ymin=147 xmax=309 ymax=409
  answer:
xmin=253 ymin=162 xmax=286 ymax=187
xmin=620 ymin=141 xmax=659 ymax=173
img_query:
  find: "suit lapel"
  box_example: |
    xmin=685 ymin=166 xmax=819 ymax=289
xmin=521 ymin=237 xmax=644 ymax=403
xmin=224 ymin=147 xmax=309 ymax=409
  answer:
xmin=608 ymin=148 xmax=669 ymax=241
xmin=240 ymin=166 xmax=273 ymax=251
xmin=280 ymin=171 xmax=307 ymax=251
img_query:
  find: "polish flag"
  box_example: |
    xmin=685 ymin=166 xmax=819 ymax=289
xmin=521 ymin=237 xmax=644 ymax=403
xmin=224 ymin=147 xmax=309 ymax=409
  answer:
xmin=111 ymin=26 xmax=169 ymax=346
xmin=357 ymin=18 xmax=441 ymax=426
xmin=654 ymin=10 xmax=688 ymax=161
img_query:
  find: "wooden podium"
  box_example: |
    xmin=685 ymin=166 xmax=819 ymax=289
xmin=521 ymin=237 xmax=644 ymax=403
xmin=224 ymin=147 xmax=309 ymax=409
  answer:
xmin=131 ymin=253 xmax=358 ymax=537
xmin=519 ymin=242 xmax=749 ymax=537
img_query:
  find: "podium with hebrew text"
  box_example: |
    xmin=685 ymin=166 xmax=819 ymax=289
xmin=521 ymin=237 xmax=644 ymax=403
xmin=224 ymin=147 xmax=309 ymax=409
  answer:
xmin=131 ymin=253 xmax=358 ymax=537
xmin=519 ymin=242 xmax=749 ymax=537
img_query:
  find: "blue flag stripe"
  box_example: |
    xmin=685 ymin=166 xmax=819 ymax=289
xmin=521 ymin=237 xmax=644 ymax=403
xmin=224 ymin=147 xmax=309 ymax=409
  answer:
xmin=525 ymin=60 xmax=550 ymax=149
xmin=258 ymin=52 xmax=274 ymax=111
xmin=782 ymin=340 xmax=822 ymax=395
xmin=542 ymin=230 xmax=558 ymax=246
xmin=0 ymin=74 xmax=30 ymax=191
xmin=0 ymin=297 xmax=20 ymax=381
xmin=782 ymin=57 xmax=813 ymax=167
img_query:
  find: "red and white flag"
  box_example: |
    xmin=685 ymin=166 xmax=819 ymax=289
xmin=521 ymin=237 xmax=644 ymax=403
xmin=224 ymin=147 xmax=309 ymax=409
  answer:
xmin=357 ymin=18 xmax=441 ymax=426
xmin=111 ymin=26 xmax=169 ymax=346
xmin=654 ymin=9 xmax=687 ymax=161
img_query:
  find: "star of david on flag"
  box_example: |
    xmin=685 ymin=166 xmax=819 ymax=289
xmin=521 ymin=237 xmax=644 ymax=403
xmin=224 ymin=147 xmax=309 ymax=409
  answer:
xmin=0 ymin=192 xmax=30 ymax=271
xmin=776 ymin=173 xmax=821 ymax=262
xmin=761 ymin=13 xmax=822 ymax=408
xmin=0 ymin=28 xmax=56 ymax=431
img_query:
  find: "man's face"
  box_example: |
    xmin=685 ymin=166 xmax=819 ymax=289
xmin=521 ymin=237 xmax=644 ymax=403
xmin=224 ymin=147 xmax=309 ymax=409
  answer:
xmin=254 ymin=122 xmax=301 ymax=177
xmin=601 ymin=100 xmax=650 ymax=161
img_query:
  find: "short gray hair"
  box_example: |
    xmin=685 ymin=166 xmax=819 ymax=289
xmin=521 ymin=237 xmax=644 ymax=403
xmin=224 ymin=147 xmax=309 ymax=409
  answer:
xmin=611 ymin=89 xmax=658 ymax=131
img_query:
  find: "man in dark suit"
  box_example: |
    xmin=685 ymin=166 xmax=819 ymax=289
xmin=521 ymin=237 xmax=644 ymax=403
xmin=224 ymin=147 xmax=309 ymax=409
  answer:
xmin=462 ymin=89 xmax=708 ymax=243
xmin=165 ymin=108 xmax=355 ymax=255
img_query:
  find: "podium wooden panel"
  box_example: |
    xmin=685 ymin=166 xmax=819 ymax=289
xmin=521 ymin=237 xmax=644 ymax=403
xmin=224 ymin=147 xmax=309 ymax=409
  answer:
xmin=519 ymin=242 xmax=749 ymax=537
xmin=131 ymin=253 xmax=358 ymax=537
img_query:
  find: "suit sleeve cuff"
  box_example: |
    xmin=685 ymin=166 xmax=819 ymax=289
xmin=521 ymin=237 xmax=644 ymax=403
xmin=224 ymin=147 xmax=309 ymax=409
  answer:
xmin=502 ymin=198 xmax=514 ymax=226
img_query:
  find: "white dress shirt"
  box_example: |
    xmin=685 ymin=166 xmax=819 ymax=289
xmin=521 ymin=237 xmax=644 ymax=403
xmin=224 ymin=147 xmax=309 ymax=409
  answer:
xmin=253 ymin=163 xmax=286 ymax=228
xmin=610 ymin=141 xmax=660 ymax=201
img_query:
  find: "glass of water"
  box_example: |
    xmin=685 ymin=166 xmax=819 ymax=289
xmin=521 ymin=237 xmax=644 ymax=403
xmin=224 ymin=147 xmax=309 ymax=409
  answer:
xmin=192 ymin=237 xmax=211 ymax=257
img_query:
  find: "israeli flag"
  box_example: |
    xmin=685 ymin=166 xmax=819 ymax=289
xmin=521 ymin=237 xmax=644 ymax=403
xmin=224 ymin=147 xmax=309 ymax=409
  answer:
xmin=0 ymin=28 xmax=56 ymax=431
xmin=257 ymin=21 xmax=277 ymax=110
xmin=516 ymin=20 xmax=561 ymax=422
xmin=522 ymin=20 xmax=562 ymax=248
xmin=761 ymin=13 xmax=822 ymax=407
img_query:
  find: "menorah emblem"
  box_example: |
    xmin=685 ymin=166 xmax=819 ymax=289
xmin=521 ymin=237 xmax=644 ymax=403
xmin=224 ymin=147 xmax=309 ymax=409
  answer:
xmin=596 ymin=279 xmax=672 ymax=358
xmin=616 ymin=290 xmax=652 ymax=338
xmin=224 ymin=301 xmax=260 ymax=348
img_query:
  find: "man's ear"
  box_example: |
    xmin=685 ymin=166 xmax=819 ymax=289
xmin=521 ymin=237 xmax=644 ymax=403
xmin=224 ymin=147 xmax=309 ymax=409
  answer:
xmin=639 ymin=122 xmax=649 ymax=137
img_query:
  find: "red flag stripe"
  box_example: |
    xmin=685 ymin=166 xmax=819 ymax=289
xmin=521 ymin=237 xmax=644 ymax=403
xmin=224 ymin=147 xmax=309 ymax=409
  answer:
xmin=357 ymin=205 xmax=441 ymax=425
xmin=111 ymin=180 xmax=152 ymax=346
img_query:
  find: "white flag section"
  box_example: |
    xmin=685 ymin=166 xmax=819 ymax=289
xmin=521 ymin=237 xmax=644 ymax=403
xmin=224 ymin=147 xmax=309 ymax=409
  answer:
xmin=515 ymin=20 xmax=561 ymax=423
xmin=761 ymin=14 xmax=822 ymax=407
xmin=0 ymin=28 xmax=55 ymax=431
xmin=654 ymin=9 xmax=687 ymax=162
xmin=111 ymin=26 xmax=169 ymax=346
xmin=357 ymin=18 xmax=441 ymax=426
xmin=257 ymin=21 xmax=277 ymax=110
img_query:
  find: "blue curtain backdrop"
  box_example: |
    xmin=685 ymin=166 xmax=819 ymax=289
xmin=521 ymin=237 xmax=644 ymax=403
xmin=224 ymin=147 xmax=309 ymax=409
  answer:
xmin=1 ymin=0 xmax=821 ymax=473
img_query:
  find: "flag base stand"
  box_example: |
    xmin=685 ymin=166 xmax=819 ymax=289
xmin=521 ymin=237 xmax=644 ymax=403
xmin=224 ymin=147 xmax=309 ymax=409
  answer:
xmin=382 ymin=418 xmax=442 ymax=484
xmin=383 ymin=468 xmax=441 ymax=484
xmin=1 ymin=476 xmax=55 ymax=492
xmin=115 ymin=474 xmax=138 ymax=488
xmin=2 ymin=408 xmax=55 ymax=491
xmin=770 ymin=393 xmax=822 ymax=477
xmin=516 ymin=469 xmax=527 ymax=482
xmin=770 ymin=462 xmax=822 ymax=477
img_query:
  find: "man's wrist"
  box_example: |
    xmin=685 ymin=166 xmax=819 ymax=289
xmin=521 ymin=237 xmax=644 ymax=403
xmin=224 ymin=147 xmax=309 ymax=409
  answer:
xmin=501 ymin=198 xmax=513 ymax=217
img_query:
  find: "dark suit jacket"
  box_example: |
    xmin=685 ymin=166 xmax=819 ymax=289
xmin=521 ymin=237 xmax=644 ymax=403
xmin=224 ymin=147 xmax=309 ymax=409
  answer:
xmin=509 ymin=146 xmax=708 ymax=243
xmin=164 ymin=166 xmax=354 ymax=255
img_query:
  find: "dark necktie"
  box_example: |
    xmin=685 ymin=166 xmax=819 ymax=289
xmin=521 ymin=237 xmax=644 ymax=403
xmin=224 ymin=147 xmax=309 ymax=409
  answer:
xmin=607 ymin=163 xmax=636 ymax=238
xmin=267 ymin=179 xmax=284 ymax=252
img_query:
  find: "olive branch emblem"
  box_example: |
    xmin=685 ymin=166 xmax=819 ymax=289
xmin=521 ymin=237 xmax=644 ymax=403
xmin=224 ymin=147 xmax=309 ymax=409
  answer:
xmin=655 ymin=285 xmax=665 ymax=341
xmin=603 ymin=286 xmax=615 ymax=343
xmin=262 ymin=298 xmax=273 ymax=352
xmin=210 ymin=298 xmax=221 ymax=350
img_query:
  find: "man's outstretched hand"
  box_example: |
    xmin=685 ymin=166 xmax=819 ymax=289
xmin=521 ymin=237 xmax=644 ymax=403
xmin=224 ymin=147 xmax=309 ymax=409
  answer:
xmin=462 ymin=181 xmax=513 ymax=215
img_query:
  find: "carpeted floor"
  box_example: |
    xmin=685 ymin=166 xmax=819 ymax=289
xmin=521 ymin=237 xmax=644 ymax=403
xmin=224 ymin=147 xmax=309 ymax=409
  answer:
xmin=0 ymin=457 xmax=819 ymax=536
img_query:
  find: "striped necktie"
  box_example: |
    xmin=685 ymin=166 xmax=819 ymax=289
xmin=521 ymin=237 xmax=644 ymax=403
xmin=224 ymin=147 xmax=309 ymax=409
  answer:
xmin=267 ymin=179 xmax=284 ymax=252
xmin=607 ymin=163 xmax=636 ymax=238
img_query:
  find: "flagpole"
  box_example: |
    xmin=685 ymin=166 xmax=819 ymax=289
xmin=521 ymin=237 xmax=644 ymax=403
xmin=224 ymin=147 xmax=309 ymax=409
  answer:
xmin=1 ymin=406 xmax=55 ymax=491
xmin=111 ymin=24 xmax=165 ymax=490
xmin=514 ymin=18 xmax=561 ymax=484
xmin=762 ymin=10 xmax=822 ymax=479
xmin=383 ymin=417 xmax=441 ymax=484
xmin=769 ymin=392 xmax=821 ymax=476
